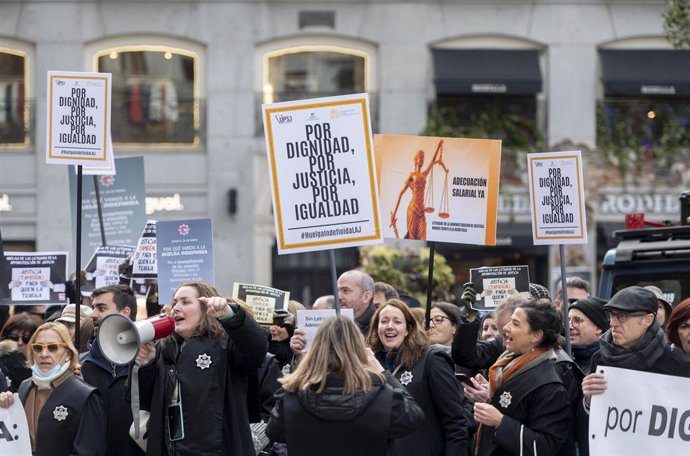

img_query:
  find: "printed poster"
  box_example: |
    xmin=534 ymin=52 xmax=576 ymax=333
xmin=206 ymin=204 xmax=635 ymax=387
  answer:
xmin=232 ymin=283 xmax=290 ymax=325
xmin=377 ymin=134 xmax=501 ymax=245
xmin=262 ymin=93 xmax=383 ymax=254
xmin=527 ymin=150 xmax=587 ymax=245
xmin=0 ymin=394 xmax=31 ymax=455
xmin=156 ymin=219 xmax=214 ymax=304
xmin=469 ymin=265 xmax=530 ymax=310
xmin=46 ymin=71 xmax=112 ymax=166
xmin=69 ymin=156 xmax=147 ymax=265
xmin=295 ymin=309 xmax=354 ymax=352
xmin=0 ymin=252 xmax=68 ymax=305
xmin=83 ymin=245 xmax=135 ymax=290
xmin=589 ymin=366 xmax=690 ymax=455
xmin=131 ymin=220 xmax=157 ymax=279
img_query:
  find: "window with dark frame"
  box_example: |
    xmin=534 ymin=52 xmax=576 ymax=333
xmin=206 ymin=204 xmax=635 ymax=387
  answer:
xmin=0 ymin=50 xmax=27 ymax=145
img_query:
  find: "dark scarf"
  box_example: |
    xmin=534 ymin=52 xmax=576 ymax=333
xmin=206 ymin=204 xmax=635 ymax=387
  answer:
xmin=572 ymin=341 xmax=600 ymax=373
xmin=598 ymin=320 xmax=666 ymax=370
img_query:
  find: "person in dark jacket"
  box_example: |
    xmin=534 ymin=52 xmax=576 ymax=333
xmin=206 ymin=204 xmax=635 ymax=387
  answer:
xmin=134 ymin=280 xmax=268 ymax=456
xmin=83 ymin=284 xmax=144 ymax=456
xmin=0 ymin=322 xmax=106 ymax=455
xmin=580 ymin=286 xmax=690 ymax=456
xmin=473 ymin=301 xmax=571 ymax=456
xmin=370 ymin=298 xmax=470 ymax=456
xmin=0 ymin=338 xmax=31 ymax=392
xmin=267 ymin=315 xmax=424 ymax=456
xmin=569 ymin=296 xmax=609 ymax=374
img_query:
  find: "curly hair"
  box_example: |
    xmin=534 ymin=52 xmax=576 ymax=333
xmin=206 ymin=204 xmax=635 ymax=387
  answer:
xmin=517 ymin=300 xmax=563 ymax=349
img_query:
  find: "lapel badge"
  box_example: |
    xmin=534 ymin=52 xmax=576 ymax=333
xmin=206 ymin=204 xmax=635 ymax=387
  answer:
xmin=196 ymin=353 xmax=213 ymax=370
xmin=53 ymin=405 xmax=69 ymax=421
xmin=499 ymin=391 xmax=512 ymax=409
xmin=399 ymin=370 xmax=414 ymax=386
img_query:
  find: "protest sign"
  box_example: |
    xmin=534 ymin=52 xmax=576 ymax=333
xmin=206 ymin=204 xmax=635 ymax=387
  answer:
xmin=232 ymin=283 xmax=290 ymax=325
xmin=83 ymin=245 xmax=135 ymax=290
xmin=469 ymin=266 xmax=530 ymax=310
xmin=69 ymin=156 xmax=147 ymax=265
xmin=377 ymin=134 xmax=501 ymax=245
xmin=132 ymin=220 xmax=157 ymax=279
xmin=295 ymin=309 xmax=354 ymax=352
xmin=0 ymin=394 xmax=31 ymax=455
xmin=46 ymin=71 xmax=112 ymax=167
xmin=527 ymin=150 xmax=587 ymax=245
xmin=156 ymin=219 xmax=214 ymax=304
xmin=0 ymin=252 xmax=68 ymax=305
xmin=589 ymin=366 xmax=690 ymax=455
xmin=262 ymin=93 xmax=383 ymax=254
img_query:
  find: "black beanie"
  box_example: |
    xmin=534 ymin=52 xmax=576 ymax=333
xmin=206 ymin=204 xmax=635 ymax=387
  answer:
xmin=570 ymin=296 xmax=609 ymax=331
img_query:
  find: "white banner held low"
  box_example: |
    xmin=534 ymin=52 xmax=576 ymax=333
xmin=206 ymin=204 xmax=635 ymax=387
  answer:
xmin=527 ymin=150 xmax=587 ymax=245
xmin=262 ymin=93 xmax=383 ymax=254
xmin=46 ymin=71 xmax=112 ymax=167
xmin=296 ymin=309 xmax=354 ymax=352
xmin=0 ymin=394 xmax=31 ymax=455
xmin=589 ymin=366 xmax=690 ymax=455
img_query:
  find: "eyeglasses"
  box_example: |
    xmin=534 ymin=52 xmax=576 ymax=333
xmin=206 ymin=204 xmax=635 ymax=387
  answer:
xmin=30 ymin=343 xmax=68 ymax=354
xmin=605 ymin=310 xmax=649 ymax=323
xmin=6 ymin=334 xmax=32 ymax=344
xmin=430 ymin=315 xmax=453 ymax=326
xmin=569 ymin=316 xmax=587 ymax=327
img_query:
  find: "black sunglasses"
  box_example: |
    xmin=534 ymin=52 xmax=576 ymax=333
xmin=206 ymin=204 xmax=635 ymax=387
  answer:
xmin=6 ymin=334 xmax=32 ymax=344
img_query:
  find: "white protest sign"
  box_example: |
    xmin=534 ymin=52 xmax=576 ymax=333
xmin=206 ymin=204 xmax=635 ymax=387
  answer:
xmin=589 ymin=366 xmax=690 ymax=455
xmin=232 ymin=283 xmax=290 ymax=325
xmin=263 ymin=93 xmax=383 ymax=254
xmin=296 ymin=309 xmax=354 ymax=352
xmin=0 ymin=394 xmax=31 ymax=455
xmin=527 ymin=150 xmax=587 ymax=245
xmin=46 ymin=71 xmax=112 ymax=167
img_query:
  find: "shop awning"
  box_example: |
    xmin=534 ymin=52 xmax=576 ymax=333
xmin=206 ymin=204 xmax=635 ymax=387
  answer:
xmin=600 ymin=50 xmax=690 ymax=97
xmin=432 ymin=49 xmax=542 ymax=95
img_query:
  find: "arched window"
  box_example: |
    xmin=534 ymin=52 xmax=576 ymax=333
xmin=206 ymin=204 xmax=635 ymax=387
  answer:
xmin=0 ymin=47 xmax=28 ymax=145
xmin=263 ymin=46 xmax=369 ymax=104
xmin=94 ymin=45 xmax=200 ymax=145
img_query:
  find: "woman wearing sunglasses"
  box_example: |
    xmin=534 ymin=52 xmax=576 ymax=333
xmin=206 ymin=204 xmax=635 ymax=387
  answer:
xmin=0 ymin=322 xmax=106 ymax=455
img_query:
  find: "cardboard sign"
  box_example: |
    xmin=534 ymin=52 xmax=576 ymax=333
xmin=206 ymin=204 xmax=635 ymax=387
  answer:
xmin=46 ymin=71 xmax=112 ymax=167
xmin=377 ymin=134 xmax=501 ymax=245
xmin=589 ymin=366 xmax=690 ymax=455
xmin=0 ymin=394 xmax=31 ymax=455
xmin=156 ymin=219 xmax=214 ymax=304
xmin=132 ymin=220 xmax=157 ymax=279
xmin=0 ymin=252 xmax=68 ymax=305
xmin=83 ymin=245 xmax=135 ymax=290
xmin=469 ymin=265 xmax=530 ymax=310
xmin=262 ymin=93 xmax=383 ymax=254
xmin=527 ymin=150 xmax=587 ymax=245
xmin=295 ymin=309 xmax=354 ymax=352
xmin=69 ymin=156 xmax=147 ymax=265
xmin=232 ymin=283 xmax=290 ymax=325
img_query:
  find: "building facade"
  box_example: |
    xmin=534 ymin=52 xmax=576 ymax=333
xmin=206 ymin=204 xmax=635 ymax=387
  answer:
xmin=1 ymin=0 xmax=688 ymax=302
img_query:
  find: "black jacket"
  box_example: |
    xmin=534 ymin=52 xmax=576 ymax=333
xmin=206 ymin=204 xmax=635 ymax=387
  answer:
xmin=18 ymin=373 xmax=106 ymax=456
xmin=452 ymin=320 xmax=503 ymax=372
xmin=267 ymin=371 xmax=424 ymax=456
xmin=377 ymin=347 xmax=470 ymax=456
xmin=477 ymin=356 xmax=571 ymax=456
xmin=82 ymin=339 xmax=144 ymax=456
xmin=0 ymin=339 xmax=31 ymax=393
xmin=135 ymin=308 xmax=268 ymax=456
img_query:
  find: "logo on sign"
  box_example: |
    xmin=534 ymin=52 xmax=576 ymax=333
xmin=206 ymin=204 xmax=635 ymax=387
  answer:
xmin=275 ymin=115 xmax=292 ymax=124
xmin=100 ymin=175 xmax=115 ymax=187
xmin=178 ymin=224 xmax=190 ymax=236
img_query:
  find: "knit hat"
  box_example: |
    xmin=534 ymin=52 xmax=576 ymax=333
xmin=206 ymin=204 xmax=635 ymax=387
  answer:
xmin=528 ymin=283 xmax=551 ymax=301
xmin=570 ymin=297 xmax=609 ymax=331
xmin=643 ymin=285 xmax=673 ymax=317
xmin=604 ymin=286 xmax=657 ymax=315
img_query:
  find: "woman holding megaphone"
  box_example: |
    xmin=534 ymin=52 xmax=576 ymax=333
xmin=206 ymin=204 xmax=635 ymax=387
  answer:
xmin=131 ymin=280 xmax=268 ymax=456
xmin=0 ymin=322 xmax=106 ymax=455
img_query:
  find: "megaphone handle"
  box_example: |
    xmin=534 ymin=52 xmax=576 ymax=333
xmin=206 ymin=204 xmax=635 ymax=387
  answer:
xmin=131 ymin=364 xmax=141 ymax=439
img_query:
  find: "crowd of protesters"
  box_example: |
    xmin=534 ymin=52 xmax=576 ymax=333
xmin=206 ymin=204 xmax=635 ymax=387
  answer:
xmin=1 ymin=265 xmax=690 ymax=456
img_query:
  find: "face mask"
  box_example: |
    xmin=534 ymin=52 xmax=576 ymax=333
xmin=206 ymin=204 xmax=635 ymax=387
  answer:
xmin=32 ymin=362 xmax=63 ymax=379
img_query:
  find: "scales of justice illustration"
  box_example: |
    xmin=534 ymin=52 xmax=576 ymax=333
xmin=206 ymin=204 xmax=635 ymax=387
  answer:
xmin=390 ymin=139 xmax=450 ymax=240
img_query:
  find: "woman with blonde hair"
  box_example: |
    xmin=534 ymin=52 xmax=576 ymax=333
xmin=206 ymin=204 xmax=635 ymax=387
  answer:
xmin=370 ymin=299 xmax=469 ymax=456
xmin=267 ymin=315 xmax=424 ymax=456
xmin=0 ymin=322 xmax=106 ymax=455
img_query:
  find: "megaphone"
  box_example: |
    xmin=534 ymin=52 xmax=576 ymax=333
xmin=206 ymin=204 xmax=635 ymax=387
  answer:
xmin=98 ymin=313 xmax=175 ymax=365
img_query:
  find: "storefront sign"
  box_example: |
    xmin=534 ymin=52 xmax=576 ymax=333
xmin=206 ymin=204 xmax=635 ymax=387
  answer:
xmin=146 ymin=193 xmax=185 ymax=215
xmin=599 ymin=193 xmax=680 ymax=216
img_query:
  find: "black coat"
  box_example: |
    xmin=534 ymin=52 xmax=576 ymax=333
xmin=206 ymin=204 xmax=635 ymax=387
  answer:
xmin=378 ymin=347 xmax=470 ymax=456
xmin=81 ymin=340 xmax=145 ymax=456
xmin=267 ymin=371 xmax=424 ymax=456
xmin=135 ymin=308 xmax=268 ymax=456
xmin=18 ymin=373 xmax=106 ymax=456
xmin=477 ymin=356 xmax=571 ymax=456
xmin=451 ymin=321 xmax=503 ymax=371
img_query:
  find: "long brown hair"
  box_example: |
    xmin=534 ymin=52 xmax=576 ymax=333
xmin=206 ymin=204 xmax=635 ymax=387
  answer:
xmin=281 ymin=315 xmax=384 ymax=394
xmin=174 ymin=281 xmax=225 ymax=341
xmin=368 ymin=299 xmax=429 ymax=369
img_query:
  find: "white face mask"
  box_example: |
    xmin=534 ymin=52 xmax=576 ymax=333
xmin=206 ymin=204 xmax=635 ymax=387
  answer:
xmin=31 ymin=356 xmax=70 ymax=388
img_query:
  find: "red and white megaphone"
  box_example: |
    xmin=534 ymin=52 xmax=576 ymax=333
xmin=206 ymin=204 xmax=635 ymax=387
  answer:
xmin=97 ymin=313 xmax=175 ymax=365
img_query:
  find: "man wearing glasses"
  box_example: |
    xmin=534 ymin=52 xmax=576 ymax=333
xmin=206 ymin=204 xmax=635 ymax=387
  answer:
xmin=578 ymin=286 xmax=690 ymax=455
xmin=568 ymin=297 xmax=609 ymax=375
